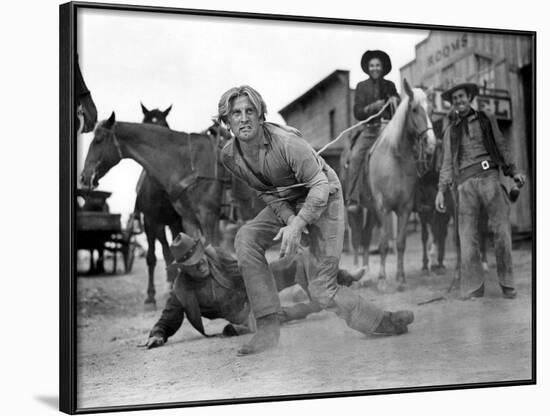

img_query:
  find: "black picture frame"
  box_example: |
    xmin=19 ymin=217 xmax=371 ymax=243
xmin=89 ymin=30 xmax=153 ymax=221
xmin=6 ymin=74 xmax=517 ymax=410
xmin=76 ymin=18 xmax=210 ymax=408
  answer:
xmin=60 ymin=2 xmax=536 ymax=414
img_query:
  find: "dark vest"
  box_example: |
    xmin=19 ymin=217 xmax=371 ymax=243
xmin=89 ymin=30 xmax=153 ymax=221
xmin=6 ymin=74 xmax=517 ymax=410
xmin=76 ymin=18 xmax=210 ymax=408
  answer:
xmin=449 ymin=110 xmax=510 ymax=176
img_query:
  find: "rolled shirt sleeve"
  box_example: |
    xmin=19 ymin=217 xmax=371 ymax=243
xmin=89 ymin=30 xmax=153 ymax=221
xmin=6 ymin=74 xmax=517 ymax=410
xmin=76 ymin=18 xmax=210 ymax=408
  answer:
xmin=284 ymin=138 xmax=330 ymax=224
xmin=257 ymin=191 xmax=296 ymax=224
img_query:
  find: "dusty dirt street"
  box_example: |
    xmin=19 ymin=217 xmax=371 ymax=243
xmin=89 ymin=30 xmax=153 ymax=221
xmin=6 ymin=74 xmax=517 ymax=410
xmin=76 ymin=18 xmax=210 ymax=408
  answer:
xmin=75 ymin=232 xmax=533 ymax=410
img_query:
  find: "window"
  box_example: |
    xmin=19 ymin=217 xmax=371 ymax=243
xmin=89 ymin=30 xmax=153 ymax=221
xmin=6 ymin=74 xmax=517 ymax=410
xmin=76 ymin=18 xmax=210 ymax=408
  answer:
xmin=329 ymin=109 xmax=336 ymax=139
xmin=476 ymin=55 xmax=495 ymax=90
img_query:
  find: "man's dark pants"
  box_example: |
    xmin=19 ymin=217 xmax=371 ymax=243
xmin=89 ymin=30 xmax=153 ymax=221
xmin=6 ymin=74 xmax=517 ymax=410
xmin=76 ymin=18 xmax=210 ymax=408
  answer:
xmin=346 ymin=124 xmax=380 ymax=204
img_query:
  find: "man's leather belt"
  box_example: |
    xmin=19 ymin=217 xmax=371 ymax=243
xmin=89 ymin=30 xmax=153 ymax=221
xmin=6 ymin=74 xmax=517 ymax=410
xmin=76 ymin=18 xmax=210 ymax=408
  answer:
xmin=458 ymin=160 xmax=498 ymax=184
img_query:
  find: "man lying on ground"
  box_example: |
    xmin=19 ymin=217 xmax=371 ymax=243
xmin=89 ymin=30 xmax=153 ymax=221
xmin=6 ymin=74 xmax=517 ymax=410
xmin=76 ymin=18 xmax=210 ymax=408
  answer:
xmin=142 ymin=231 xmax=366 ymax=349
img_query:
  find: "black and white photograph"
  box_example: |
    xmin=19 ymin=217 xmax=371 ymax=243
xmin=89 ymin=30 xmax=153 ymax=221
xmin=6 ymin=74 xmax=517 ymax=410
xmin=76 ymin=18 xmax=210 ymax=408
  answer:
xmin=6 ymin=0 xmax=548 ymax=415
xmin=58 ymin=1 xmax=537 ymax=413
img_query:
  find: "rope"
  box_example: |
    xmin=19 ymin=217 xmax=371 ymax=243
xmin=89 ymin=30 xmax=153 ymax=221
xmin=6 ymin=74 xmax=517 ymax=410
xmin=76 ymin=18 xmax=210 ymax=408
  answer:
xmin=316 ymin=100 xmax=393 ymax=155
xmin=257 ymin=100 xmax=395 ymax=200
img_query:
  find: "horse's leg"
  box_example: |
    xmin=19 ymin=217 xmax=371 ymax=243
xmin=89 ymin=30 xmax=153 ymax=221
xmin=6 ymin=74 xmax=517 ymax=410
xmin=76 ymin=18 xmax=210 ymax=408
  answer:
xmin=157 ymin=226 xmax=174 ymax=282
xmin=436 ymin=212 xmax=451 ymax=271
xmin=144 ymin=217 xmax=157 ymax=305
xmin=420 ymin=213 xmax=429 ymax=272
xmin=376 ymin=211 xmax=390 ymax=291
xmin=395 ymin=208 xmax=412 ymax=289
xmin=347 ymin=210 xmax=361 ymax=267
xmin=362 ymin=209 xmax=377 ymax=270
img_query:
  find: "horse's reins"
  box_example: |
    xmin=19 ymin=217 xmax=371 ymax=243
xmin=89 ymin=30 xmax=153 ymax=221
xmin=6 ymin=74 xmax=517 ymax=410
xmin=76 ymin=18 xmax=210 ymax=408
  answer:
xmin=414 ymin=125 xmax=435 ymax=178
xmin=316 ymin=100 xmax=394 ymax=155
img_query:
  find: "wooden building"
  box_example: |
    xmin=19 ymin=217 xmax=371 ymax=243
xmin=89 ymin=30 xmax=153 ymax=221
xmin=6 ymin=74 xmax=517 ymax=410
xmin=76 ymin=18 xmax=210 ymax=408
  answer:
xmin=278 ymin=31 xmax=533 ymax=234
xmin=279 ymin=70 xmax=355 ymax=176
xmin=400 ymin=31 xmax=533 ymax=233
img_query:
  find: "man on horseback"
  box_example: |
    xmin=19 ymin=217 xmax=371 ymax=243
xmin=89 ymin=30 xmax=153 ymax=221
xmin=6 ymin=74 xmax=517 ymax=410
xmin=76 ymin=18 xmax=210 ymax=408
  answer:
xmin=346 ymin=49 xmax=400 ymax=213
xmin=218 ymin=85 xmax=414 ymax=355
xmin=143 ymin=231 xmax=366 ymax=349
xmin=435 ymin=80 xmax=526 ymax=299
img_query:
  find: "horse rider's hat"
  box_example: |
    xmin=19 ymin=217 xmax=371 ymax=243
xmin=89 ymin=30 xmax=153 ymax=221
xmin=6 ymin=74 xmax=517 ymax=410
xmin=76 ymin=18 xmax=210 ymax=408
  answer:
xmin=441 ymin=79 xmax=479 ymax=103
xmin=165 ymin=232 xmax=205 ymax=279
xmin=361 ymin=50 xmax=392 ymax=76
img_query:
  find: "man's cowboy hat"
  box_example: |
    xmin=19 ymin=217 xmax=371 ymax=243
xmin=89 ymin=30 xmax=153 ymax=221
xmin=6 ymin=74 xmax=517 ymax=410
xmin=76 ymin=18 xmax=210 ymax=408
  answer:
xmin=165 ymin=232 xmax=205 ymax=279
xmin=441 ymin=79 xmax=479 ymax=103
xmin=361 ymin=50 xmax=392 ymax=76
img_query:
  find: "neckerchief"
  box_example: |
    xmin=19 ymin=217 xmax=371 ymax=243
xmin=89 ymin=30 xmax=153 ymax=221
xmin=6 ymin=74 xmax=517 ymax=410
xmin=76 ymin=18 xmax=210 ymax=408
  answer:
xmin=454 ymin=107 xmax=476 ymax=138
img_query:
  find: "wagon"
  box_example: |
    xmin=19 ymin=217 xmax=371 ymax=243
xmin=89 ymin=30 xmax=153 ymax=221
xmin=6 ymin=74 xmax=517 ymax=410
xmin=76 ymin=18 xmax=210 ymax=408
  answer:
xmin=76 ymin=190 xmax=138 ymax=274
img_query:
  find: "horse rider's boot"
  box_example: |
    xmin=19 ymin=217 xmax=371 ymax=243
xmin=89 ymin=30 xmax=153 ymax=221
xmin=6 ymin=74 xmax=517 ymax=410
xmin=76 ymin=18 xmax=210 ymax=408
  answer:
xmin=336 ymin=268 xmax=366 ymax=286
xmin=237 ymin=313 xmax=280 ymax=356
xmin=372 ymin=311 xmax=415 ymax=335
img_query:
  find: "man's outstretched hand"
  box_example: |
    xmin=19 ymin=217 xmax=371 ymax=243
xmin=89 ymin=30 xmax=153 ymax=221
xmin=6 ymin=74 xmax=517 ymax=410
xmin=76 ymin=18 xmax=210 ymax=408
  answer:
xmin=273 ymin=215 xmax=307 ymax=260
xmin=138 ymin=334 xmax=165 ymax=349
xmin=435 ymin=191 xmax=446 ymax=213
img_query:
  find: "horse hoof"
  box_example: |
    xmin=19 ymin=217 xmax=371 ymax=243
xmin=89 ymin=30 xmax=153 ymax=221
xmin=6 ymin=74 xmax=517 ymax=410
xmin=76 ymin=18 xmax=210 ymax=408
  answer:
xmin=377 ymin=279 xmax=388 ymax=293
xmin=431 ymin=264 xmax=447 ymax=275
xmin=397 ymin=282 xmax=407 ymax=292
xmin=144 ymin=297 xmax=156 ymax=305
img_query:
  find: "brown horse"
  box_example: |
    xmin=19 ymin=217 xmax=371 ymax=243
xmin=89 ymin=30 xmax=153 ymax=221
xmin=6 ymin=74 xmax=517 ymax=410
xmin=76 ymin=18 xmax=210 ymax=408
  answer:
xmin=80 ymin=112 xmax=225 ymax=256
xmin=414 ymin=137 xmax=453 ymax=273
xmin=364 ymin=79 xmax=436 ymax=290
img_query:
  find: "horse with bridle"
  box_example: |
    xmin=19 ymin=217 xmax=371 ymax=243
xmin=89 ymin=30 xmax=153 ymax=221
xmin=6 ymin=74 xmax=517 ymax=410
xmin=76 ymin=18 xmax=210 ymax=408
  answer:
xmin=361 ymin=79 xmax=437 ymax=291
xmin=80 ymin=113 xmax=228 ymax=296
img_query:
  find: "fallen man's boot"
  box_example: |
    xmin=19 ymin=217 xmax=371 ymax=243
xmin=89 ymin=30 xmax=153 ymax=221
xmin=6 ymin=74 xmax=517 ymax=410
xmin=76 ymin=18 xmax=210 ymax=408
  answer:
xmin=237 ymin=313 xmax=280 ymax=356
xmin=373 ymin=310 xmax=414 ymax=335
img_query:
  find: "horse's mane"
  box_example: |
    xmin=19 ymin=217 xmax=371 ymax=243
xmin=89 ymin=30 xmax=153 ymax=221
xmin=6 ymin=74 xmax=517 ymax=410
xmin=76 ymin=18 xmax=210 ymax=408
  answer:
xmin=373 ymin=88 xmax=427 ymax=153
